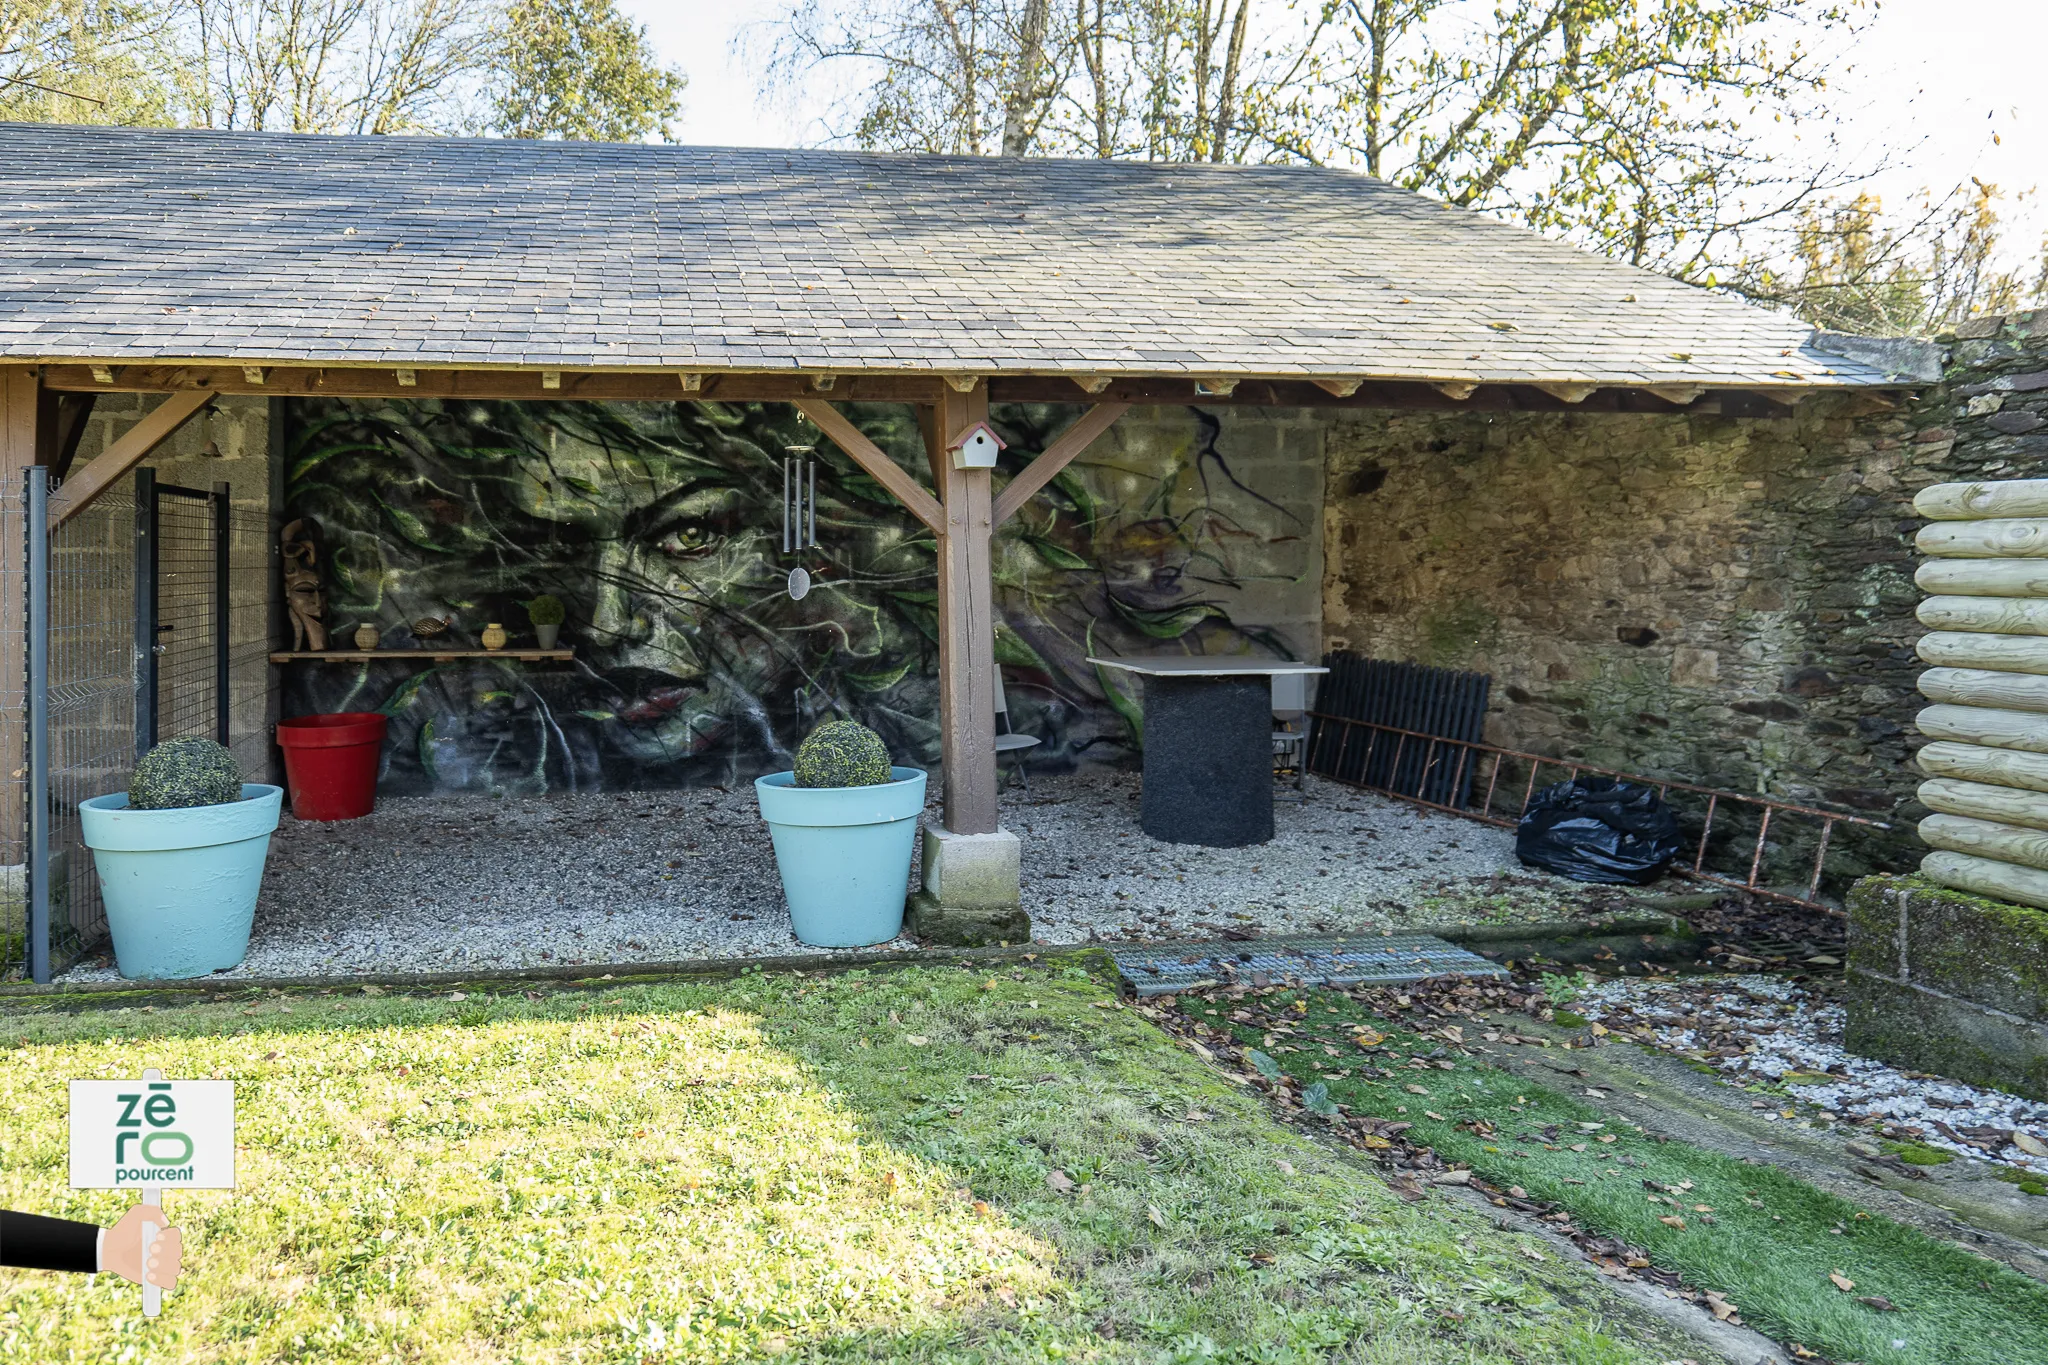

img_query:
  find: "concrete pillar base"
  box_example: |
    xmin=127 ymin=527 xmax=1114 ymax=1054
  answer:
xmin=905 ymin=823 xmax=1029 ymax=946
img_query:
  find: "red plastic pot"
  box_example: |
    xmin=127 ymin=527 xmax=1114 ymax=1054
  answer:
xmin=275 ymin=712 xmax=388 ymax=821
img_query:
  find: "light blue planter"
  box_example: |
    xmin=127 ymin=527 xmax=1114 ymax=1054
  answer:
xmin=79 ymin=785 xmax=282 ymax=979
xmin=755 ymin=767 xmax=927 ymax=947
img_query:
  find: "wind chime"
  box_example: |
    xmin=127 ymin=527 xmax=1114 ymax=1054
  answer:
xmin=781 ymin=444 xmax=819 ymax=599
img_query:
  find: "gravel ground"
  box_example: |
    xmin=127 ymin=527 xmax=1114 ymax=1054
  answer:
xmin=58 ymin=772 xmax=1563 ymax=982
xmin=1575 ymin=974 xmax=2048 ymax=1175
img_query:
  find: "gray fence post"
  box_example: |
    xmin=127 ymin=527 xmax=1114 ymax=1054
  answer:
xmin=133 ymin=466 xmax=156 ymax=760
xmin=213 ymin=481 xmax=230 ymax=746
xmin=26 ymin=466 xmax=49 ymax=984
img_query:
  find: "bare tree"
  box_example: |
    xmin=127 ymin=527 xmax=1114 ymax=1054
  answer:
xmin=174 ymin=0 xmax=493 ymax=134
xmin=1739 ymin=182 xmax=2048 ymax=336
xmin=0 ymin=0 xmax=182 ymax=124
xmin=759 ymin=0 xmax=1876 ymax=281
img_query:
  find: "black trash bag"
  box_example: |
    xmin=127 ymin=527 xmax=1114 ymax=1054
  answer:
xmin=1515 ymin=776 xmax=1681 ymax=885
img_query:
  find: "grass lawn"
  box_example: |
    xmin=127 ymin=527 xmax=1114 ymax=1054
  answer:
xmin=0 ymin=960 xmax=1711 ymax=1364
xmin=1171 ymin=983 xmax=2048 ymax=1365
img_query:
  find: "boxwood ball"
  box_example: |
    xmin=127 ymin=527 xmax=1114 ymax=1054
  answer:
xmin=793 ymin=720 xmax=893 ymax=788
xmin=129 ymin=736 xmax=244 ymax=810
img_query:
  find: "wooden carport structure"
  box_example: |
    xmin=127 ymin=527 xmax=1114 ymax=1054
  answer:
xmin=0 ymin=123 xmax=1924 ymax=955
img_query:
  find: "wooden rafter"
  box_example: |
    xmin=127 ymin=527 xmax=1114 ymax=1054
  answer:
xmin=48 ymin=388 xmax=215 ymax=526
xmin=992 ymin=403 xmax=1130 ymax=527
xmin=791 ymin=397 xmax=944 ymax=533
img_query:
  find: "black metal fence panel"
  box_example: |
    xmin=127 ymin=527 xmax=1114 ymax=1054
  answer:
xmin=1306 ymin=653 xmax=1491 ymax=806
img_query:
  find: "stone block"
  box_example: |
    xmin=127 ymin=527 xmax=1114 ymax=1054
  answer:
xmin=906 ymin=824 xmax=1029 ymax=946
xmin=1845 ymin=874 xmax=2048 ymax=1099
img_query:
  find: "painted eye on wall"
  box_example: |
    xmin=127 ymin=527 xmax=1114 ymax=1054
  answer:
xmin=659 ymin=527 xmax=718 ymax=557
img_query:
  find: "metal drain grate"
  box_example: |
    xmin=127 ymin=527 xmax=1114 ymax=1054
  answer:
xmin=1110 ymin=933 xmax=1509 ymax=997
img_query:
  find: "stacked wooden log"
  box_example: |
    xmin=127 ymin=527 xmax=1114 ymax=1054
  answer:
xmin=1915 ymin=479 xmax=2048 ymax=909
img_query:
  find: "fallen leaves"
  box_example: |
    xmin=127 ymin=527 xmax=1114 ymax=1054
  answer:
xmin=1829 ymin=1271 xmax=1855 ymax=1292
xmin=1657 ymin=1215 xmax=1686 ymax=1230
xmin=1045 ymin=1170 xmax=1076 ymax=1195
xmin=1146 ymin=1203 xmax=1169 ymax=1229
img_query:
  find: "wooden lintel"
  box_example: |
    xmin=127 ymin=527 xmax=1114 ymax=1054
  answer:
xmin=1312 ymin=378 xmax=1363 ymax=398
xmin=792 ymin=397 xmax=944 ymax=533
xmin=1533 ymin=381 xmax=1598 ymax=404
xmin=944 ymin=375 xmax=982 ymax=393
xmin=993 ymin=403 xmax=1130 ymax=526
xmin=241 ymin=366 xmax=267 ymax=385
xmin=48 ymin=388 xmax=215 ymax=526
xmin=32 ymin=363 xmax=1887 ymax=418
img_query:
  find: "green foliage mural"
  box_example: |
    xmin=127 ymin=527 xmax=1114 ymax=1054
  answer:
xmin=283 ymin=398 xmax=1305 ymax=795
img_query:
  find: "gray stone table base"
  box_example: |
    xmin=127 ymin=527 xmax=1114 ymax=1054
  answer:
xmin=1140 ymin=674 xmax=1273 ymax=847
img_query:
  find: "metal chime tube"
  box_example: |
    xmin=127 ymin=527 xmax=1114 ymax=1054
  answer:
xmin=807 ymin=460 xmax=816 ymax=548
xmin=781 ymin=457 xmax=791 ymax=553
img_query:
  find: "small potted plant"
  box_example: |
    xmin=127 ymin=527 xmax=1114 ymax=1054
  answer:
xmin=78 ymin=738 xmax=283 ymax=979
xmin=525 ymin=594 xmax=567 ymax=649
xmin=754 ymin=720 xmax=926 ymax=947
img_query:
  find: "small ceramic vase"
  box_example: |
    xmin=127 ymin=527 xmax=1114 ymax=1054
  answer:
xmin=353 ymin=622 xmax=379 ymax=651
xmin=481 ymin=622 xmax=508 ymax=651
xmin=534 ymin=622 xmax=561 ymax=650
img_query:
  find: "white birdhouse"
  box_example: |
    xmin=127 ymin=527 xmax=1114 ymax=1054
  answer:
xmin=947 ymin=421 xmax=1006 ymax=470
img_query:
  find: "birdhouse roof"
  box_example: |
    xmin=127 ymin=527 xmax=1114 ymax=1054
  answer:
xmin=0 ymin=123 xmax=1929 ymax=389
xmin=946 ymin=422 xmax=1007 ymax=452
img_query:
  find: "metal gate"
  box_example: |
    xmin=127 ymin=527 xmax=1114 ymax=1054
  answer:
xmin=19 ymin=466 xmax=233 ymax=982
xmin=133 ymin=468 xmax=230 ymax=755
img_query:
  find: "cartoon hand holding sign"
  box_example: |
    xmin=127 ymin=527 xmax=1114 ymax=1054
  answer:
xmin=52 ymin=1067 xmax=235 ymax=1315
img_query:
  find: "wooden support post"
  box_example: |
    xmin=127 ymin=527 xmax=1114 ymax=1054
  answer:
xmin=0 ymin=367 xmax=44 ymax=865
xmin=929 ymin=383 xmax=1000 ymax=835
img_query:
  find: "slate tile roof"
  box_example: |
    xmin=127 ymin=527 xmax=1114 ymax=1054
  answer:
xmin=0 ymin=122 xmax=1899 ymax=387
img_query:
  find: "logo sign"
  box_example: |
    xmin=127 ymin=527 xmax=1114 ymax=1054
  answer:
xmin=68 ymin=1078 xmax=235 ymax=1190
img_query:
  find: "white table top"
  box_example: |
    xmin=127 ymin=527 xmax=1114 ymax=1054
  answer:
xmin=1087 ymin=656 xmax=1329 ymax=678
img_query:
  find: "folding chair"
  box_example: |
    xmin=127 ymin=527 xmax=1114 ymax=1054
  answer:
xmin=994 ymin=673 xmax=1042 ymax=792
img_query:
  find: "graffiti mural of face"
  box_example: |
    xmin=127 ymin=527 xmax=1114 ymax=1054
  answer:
xmin=284 ymin=397 xmax=1303 ymax=795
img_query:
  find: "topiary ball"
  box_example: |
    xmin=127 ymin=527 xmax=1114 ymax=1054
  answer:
xmin=793 ymin=720 xmax=893 ymax=789
xmin=129 ymin=737 xmax=244 ymax=810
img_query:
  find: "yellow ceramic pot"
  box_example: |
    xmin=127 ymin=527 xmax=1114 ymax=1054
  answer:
xmin=481 ymin=622 xmax=508 ymax=651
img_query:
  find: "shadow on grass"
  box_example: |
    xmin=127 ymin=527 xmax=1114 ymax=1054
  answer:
xmin=0 ymin=965 xmax=1707 ymax=1363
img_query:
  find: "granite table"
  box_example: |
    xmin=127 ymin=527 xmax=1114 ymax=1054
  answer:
xmin=1087 ymin=656 xmax=1329 ymax=847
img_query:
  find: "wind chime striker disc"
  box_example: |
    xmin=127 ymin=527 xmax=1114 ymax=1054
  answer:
xmin=787 ymin=566 xmax=811 ymax=601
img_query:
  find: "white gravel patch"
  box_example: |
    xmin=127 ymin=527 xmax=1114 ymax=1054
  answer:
xmin=1576 ymin=974 xmax=2048 ymax=1175
xmin=57 ymin=772 xmax=1539 ymax=983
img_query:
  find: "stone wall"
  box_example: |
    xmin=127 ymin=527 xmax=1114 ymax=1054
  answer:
xmin=1316 ymin=310 xmax=2048 ymax=884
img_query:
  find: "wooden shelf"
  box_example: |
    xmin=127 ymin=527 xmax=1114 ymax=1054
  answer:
xmin=270 ymin=649 xmax=575 ymax=663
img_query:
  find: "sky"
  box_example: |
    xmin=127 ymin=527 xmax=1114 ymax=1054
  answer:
xmin=621 ymin=0 xmax=2048 ymax=249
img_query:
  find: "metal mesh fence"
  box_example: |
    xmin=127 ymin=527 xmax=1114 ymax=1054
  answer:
xmin=1 ymin=470 xmax=25 ymax=978
xmin=152 ymin=483 xmax=222 ymax=746
xmin=39 ymin=478 xmax=139 ymax=974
